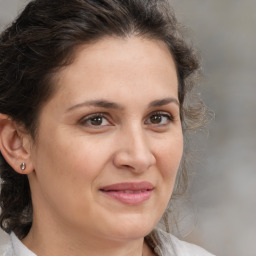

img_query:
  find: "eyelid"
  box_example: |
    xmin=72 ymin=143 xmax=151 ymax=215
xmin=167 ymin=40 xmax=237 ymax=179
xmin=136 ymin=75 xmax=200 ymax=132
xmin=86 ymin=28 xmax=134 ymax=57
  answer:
xmin=154 ymin=111 xmax=174 ymax=120
xmin=78 ymin=110 xmax=176 ymax=128
xmin=145 ymin=111 xmax=174 ymax=124
xmin=78 ymin=112 xmax=112 ymax=127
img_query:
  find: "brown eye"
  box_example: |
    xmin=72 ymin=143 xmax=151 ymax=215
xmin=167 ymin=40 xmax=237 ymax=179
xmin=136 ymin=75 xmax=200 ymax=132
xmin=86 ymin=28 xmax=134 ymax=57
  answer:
xmin=150 ymin=114 xmax=163 ymax=124
xmin=90 ymin=116 xmax=104 ymax=126
xmin=145 ymin=112 xmax=173 ymax=125
xmin=79 ymin=114 xmax=111 ymax=127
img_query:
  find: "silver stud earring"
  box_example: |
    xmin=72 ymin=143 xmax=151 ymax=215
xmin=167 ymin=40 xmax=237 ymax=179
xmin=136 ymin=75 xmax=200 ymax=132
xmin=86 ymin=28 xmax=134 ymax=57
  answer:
xmin=20 ymin=162 xmax=26 ymax=171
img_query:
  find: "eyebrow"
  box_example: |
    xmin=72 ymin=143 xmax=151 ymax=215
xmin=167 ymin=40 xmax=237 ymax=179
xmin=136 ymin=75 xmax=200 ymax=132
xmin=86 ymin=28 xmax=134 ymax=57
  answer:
xmin=66 ymin=97 xmax=179 ymax=112
xmin=66 ymin=100 xmax=124 ymax=112
xmin=149 ymin=98 xmax=180 ymax=108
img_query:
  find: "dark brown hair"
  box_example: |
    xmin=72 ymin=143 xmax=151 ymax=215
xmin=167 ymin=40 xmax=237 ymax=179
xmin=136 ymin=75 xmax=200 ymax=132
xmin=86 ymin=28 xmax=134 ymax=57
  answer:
xmin=0 ymin=0 xmax=205 ymax=239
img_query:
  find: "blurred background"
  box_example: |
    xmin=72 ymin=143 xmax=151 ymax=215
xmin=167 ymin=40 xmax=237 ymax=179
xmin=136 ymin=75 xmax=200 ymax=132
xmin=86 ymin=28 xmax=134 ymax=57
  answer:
xmin=0 ymin=0 xmax=255 ymax=255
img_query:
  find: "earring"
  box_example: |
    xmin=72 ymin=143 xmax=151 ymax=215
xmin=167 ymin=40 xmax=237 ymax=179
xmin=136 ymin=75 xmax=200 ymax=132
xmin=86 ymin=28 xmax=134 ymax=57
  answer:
xmin=20 ymin=162 xmax=26 ymax=171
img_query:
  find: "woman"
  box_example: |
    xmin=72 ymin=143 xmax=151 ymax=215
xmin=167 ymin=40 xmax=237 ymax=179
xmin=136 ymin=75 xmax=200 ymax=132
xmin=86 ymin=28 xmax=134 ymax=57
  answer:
xmin=0 ymin=0 xmax=213 ymax=255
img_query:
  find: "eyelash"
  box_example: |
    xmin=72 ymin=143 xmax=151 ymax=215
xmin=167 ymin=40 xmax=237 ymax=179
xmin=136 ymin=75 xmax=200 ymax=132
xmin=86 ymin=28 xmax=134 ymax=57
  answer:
xmin=146 ymin=111 xmax=174 ymax=125
xmin=79 ymin=111 xmax=174 ymax=128
xmin=79 ymin=113 xmax=111 ymax=128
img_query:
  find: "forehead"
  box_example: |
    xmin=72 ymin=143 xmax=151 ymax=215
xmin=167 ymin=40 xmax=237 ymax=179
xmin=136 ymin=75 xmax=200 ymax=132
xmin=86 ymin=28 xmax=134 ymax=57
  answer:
xmin=50 ymin=36 xmax=178 ymax=106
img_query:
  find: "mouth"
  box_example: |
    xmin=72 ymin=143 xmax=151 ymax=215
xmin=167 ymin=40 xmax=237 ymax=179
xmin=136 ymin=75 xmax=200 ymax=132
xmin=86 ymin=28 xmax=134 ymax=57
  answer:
xmin=99 ymin=182 xmax=154 ymax=205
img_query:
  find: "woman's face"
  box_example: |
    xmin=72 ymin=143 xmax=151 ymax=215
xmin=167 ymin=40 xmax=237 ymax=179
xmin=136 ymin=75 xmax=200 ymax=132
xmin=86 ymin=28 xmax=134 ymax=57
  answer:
xmin=28 ymin=36 xmax=183 ymax=242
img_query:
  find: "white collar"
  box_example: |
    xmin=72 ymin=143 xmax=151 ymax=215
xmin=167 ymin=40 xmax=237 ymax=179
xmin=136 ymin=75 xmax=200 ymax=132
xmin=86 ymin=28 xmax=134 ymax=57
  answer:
xmin=9 ymin=232 xmax=37 ymax=256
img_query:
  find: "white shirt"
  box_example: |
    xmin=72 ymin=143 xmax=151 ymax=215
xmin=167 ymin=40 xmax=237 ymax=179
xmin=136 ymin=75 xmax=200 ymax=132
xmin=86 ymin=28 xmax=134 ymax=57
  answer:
xmin=2 ymin=229 xmax=214 ymax=256
xmin=2 ymin=232 xmax=36 ymax=256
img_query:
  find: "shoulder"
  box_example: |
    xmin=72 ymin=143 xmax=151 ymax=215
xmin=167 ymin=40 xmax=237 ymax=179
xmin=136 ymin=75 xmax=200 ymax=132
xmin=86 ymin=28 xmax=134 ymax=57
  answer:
xmin=0 ymin=236 xmax=11 ymax=256
xmin=147 ymin=228 xmax=215 ymax=256
xmin=167 ymin=233 xmax=215 ymax=256
xmin=1 ymin=233 xmax=36 ymax=256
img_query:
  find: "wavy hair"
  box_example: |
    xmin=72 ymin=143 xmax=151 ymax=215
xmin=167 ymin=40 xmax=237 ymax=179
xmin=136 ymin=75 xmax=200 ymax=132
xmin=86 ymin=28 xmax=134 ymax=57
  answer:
xmin=0 ymin=0 xmax=206 ymax=239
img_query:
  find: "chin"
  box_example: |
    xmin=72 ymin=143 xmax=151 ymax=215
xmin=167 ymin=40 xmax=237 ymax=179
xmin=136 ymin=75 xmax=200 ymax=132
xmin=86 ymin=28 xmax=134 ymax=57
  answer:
xmin=102 ymin=213 xmax=158 ymax=241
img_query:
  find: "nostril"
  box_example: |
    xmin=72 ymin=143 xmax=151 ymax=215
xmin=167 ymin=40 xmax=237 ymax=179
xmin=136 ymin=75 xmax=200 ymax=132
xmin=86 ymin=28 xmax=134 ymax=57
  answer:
xmin=112 ymin=146 xmax=155 ymax=172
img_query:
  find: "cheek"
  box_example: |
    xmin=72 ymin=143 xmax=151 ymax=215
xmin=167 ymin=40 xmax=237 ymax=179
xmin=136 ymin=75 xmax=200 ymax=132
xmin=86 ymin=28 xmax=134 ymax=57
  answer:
xmin=156 ymin=132 xmax=184 ymax=197
xmin=158 ymin=134 xmax=183 ymax=172
xmin=30 ymin=138 xmax=104 ymax=214
xmin=33 ymin=123 xmax=115 ymax=191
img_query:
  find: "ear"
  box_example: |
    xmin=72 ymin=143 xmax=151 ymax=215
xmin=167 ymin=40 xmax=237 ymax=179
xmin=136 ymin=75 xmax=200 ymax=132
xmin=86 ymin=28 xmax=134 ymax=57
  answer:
xmin=0 ymin=114 xmax=34 ymax=174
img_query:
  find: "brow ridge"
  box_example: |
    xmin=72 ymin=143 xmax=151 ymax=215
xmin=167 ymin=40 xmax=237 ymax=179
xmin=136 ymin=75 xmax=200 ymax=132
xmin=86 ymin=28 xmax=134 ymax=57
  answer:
xmin=66 ymin=97 xmax=179 ymax=112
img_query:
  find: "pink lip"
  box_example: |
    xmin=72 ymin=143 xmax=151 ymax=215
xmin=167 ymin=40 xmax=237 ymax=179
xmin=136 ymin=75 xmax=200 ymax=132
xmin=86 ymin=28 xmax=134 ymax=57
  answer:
xmin=100 ymin=182 xmax=154 ymax=205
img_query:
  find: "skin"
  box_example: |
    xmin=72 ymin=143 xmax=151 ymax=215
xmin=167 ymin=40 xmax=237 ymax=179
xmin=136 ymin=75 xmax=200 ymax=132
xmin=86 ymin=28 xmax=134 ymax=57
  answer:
xmin=16 ymin=36 xmax=183 ymax=256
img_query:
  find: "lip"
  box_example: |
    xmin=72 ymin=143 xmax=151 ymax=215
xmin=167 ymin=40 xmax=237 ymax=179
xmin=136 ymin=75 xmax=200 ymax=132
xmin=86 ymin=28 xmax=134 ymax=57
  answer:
xmin=100 ymin=182 xmax=154 ymax=205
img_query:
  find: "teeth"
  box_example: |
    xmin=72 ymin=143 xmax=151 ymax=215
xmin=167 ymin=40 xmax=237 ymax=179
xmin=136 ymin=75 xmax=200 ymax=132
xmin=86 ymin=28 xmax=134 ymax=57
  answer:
xmin=124 ymin=190 xmax=135 ymax=193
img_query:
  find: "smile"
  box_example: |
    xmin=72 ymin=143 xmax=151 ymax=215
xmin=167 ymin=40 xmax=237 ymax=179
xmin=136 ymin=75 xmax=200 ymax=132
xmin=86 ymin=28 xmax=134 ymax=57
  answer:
xmin=100 ymin=182 xmax=154 ymax=205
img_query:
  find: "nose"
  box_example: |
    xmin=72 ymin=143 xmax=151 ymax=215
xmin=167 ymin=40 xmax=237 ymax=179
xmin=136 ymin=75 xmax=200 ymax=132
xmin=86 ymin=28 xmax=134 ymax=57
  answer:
xmin=113 ymin=127 xmax=156 ymax=173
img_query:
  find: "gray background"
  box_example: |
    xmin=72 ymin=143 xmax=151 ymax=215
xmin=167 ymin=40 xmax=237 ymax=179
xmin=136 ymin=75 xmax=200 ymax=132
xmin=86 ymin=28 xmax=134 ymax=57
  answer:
xmin=0 ymin=1 xmax=256 ymax=255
